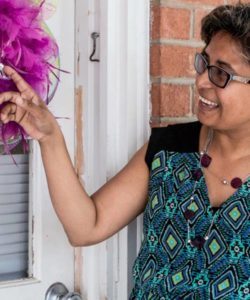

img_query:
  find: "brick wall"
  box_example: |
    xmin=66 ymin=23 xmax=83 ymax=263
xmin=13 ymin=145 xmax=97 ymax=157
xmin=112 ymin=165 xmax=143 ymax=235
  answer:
xmin=150 ymin=0 xmax=247 ymax=127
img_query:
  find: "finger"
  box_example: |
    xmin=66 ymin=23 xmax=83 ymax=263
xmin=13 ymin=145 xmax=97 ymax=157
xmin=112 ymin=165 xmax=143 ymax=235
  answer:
xmin=0 ymin=91 xmax=44 ymax=109
xmin=1 ymin=103 xmax=16 ymax=118
xmin=28 ymin=93 xmax=43 ymax=106
xmin=0 ymin=92 xmax=40 ymax=116
xmin=1 ymin=112 xmax=15 ymax=124
xmin=0 ymin=91 xmax=20 ymax=105
xmin=3 ymin=66 xmax=34 ymax=94
xmin=13 ymin=96 xmax=45 ymax=119
xmin=0 ymin=103 xmax=16 ymax=124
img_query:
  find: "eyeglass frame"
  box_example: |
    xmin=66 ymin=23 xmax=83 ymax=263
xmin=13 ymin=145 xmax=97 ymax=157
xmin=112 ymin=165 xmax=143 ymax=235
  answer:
xmin=194 ymin=52 xmax=250 ymax=88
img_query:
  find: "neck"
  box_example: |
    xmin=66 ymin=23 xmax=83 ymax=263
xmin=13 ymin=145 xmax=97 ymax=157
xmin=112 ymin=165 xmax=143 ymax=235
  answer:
xmin=203 ymin=126 xmax=250 ymax=160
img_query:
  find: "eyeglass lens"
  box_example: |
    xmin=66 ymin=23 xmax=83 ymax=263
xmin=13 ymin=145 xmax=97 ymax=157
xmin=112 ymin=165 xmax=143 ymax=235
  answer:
xmin=194 ymin=54 xmax=230 ymax=88
xmin=195 ymin=54 xmax=206 ymax=74
xmin=209 ymin=66 xmax=229 ymax=88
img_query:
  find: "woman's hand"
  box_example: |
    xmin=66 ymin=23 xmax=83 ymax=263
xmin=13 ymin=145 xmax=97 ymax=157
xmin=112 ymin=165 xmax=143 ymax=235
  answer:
xmin=0 ymin=66 xmax=61 ymax=144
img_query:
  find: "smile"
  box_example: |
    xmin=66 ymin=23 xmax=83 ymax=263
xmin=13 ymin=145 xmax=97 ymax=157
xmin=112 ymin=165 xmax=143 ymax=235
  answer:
xmin=199 ymin=96 xmax=219 ymax=108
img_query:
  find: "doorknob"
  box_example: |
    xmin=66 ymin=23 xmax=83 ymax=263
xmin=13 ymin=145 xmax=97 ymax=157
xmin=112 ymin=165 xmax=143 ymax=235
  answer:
xmin=45 ymin=282 xmax=82 ymax=300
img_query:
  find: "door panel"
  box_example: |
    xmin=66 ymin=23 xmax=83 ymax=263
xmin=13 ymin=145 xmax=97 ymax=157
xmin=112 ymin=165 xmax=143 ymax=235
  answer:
xmin=76 ymin=0 xmax=150 ymax=299
xmin=0 ymin=1 xmax=75 ymax=299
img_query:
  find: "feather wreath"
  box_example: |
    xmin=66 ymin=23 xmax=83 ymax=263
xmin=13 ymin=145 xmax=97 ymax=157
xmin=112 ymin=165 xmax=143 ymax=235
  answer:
xmin=0 ymin=0 xmax=62 ymax=153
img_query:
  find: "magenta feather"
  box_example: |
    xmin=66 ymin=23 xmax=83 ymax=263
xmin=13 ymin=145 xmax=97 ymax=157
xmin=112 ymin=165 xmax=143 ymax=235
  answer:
xmin=0 ymin=0 xmax=60 ymax=153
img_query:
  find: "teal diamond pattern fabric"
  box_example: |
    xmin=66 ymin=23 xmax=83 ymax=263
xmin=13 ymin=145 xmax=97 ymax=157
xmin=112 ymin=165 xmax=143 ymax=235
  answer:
xmin=130 ymin=149 xmax=250 ymax=299
xmin=210 ymin=267 xmax=237 ymax=299
xmin=180 ymin=189 xmax=206 ymax=225
xmin=203 ymin=229 xmax=227 ymax=265
xmin=148 ymin=187 xmax=164 ymax=220
xmin=160 ymin=220 xmax=184 ymax=260
xmin=222 ymin=200 xmax=248 ymax=231
xmin=166 ymin=264 xmax=191 ymax=292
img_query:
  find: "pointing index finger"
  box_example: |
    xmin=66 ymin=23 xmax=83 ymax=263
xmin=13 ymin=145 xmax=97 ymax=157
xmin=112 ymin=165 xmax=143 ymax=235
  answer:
xmin=3 ymin=66 xmax=33 ymax=94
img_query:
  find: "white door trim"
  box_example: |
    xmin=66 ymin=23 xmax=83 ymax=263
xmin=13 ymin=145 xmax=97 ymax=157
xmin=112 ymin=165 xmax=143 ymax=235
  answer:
xmin=75 ymin=0 xmax=150 ymax=298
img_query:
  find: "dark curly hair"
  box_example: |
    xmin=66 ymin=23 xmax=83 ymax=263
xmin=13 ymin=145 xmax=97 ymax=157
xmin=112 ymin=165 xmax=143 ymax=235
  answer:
xmin=201 ymin=3 xmax=250 ymax=63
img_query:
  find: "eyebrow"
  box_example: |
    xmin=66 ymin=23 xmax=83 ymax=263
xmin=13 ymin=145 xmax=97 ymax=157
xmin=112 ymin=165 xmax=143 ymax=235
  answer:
xmin=217 ymin=60 xmax=235 ymax=72
xmin=203 ymin=51 xmax=236 ymax=72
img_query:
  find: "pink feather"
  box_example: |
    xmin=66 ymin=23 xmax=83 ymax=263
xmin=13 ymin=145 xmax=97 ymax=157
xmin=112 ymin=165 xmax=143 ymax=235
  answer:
xmin=0 ymin=0 xmax=60 ymax=153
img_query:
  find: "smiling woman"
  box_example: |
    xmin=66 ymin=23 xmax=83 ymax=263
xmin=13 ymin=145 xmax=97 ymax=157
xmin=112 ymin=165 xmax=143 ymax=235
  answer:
xmin=196 ymin=31 xmax=250 ymax=131
xmin=131 ymin=3 xmax=250 ymax=299
xmin=0 ymin=2 xmax=249 ymax=300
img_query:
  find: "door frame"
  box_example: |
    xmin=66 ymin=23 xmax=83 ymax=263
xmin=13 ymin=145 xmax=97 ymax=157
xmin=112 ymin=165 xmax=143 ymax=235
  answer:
xmin=75 ymin=0 xmax=150 ymax=299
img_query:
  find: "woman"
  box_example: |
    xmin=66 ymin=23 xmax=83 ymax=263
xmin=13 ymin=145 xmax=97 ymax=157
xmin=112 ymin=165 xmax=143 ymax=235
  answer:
xmin=0 ymin=3 xmax=249 ymax=299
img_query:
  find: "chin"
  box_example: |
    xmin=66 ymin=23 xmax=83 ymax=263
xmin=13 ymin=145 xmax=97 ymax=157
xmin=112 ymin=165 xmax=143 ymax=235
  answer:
xmin=196 ymin=113 xmax=220 ymax=130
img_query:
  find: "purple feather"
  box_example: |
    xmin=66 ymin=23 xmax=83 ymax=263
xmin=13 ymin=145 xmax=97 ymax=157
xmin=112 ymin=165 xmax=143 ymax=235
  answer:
xmin=0 ymin=0 xmax=60 ymax=153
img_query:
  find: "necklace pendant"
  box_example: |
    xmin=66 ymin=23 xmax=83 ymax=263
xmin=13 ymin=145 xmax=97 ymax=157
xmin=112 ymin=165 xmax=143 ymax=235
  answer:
xmin=184 ymin=209 xmax=195 ymax=220
xmin=190 ymin=236 xmax=206 ymax=250
xmin=193 ymin=168 xmax=203 ymax=180
xmin=231 ymin=177 xmax=243 ymax=189
xmin=222 ymin=179 xmax=229 ymax=185
xmin=201 ymin=153 xmax=212 ymax=168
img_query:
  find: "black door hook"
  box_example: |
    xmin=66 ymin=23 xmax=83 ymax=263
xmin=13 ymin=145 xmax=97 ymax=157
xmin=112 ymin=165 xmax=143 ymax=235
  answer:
xmin=89 ymin=32 xmax=100 ymax=62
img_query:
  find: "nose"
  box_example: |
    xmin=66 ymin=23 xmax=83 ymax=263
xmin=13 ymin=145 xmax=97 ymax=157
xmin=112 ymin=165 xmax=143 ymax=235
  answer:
xmin=195 ymin=69 xmax=213 ymax=89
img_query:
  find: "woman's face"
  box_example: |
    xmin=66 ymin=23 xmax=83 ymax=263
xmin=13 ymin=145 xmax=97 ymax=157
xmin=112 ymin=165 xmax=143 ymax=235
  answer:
xmin=195 ymin=31 xmax=250 ymax=132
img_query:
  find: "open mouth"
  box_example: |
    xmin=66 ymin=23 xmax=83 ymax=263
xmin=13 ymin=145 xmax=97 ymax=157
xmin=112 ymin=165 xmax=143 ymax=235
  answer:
xmin=199 ymin=96 xmax=219 ymax=109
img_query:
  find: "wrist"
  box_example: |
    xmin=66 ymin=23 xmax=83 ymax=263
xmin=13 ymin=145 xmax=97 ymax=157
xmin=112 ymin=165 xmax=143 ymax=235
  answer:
xmin=38 ymin=128 xmax=65 ymax=149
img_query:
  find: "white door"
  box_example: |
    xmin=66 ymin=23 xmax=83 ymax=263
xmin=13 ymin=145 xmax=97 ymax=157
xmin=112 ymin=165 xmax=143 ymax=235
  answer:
xmin=76 ymin=0 xmax=150 ymax=299
xmin=0 ymin=1 xmax=75 ymax=299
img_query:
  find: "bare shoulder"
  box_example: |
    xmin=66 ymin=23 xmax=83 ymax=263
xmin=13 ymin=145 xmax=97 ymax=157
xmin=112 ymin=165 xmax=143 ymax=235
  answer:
xmin=90 ymin=142 xmax=149 ymax=243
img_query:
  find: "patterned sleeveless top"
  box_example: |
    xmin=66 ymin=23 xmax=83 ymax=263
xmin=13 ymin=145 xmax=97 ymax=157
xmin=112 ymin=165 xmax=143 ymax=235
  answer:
xmin=130 ymin=122 xmax=250 ymax=300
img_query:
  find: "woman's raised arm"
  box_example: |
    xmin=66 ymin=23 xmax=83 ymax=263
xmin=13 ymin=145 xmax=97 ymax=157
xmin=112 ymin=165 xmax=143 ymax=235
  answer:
xmin=0 ymin=66 xmax=150 ymax=246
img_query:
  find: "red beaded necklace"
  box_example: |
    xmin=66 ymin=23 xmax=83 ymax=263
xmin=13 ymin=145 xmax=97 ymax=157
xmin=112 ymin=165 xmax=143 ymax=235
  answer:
xmin=184 ymin=128 xmax=249 ymax=250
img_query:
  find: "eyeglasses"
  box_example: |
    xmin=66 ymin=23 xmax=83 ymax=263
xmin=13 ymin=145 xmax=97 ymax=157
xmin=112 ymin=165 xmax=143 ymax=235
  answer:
xmin=194 ymin=53 xmax=250 ymax=88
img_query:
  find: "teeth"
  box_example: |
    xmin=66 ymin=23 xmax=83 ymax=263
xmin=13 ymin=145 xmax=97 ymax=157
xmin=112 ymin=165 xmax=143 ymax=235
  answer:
xmin=199 ymin=96 xmax=218 ymax=107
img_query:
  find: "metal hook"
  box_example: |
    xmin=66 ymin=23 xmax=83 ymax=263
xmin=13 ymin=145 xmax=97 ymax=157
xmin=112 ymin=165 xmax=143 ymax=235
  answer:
xmin=89 ymin=32 xmax=100 ymax=62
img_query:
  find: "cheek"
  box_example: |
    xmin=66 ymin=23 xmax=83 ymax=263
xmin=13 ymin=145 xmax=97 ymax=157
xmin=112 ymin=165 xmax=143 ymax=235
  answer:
xmin=218 ymin=88 xmax=250 ymax=117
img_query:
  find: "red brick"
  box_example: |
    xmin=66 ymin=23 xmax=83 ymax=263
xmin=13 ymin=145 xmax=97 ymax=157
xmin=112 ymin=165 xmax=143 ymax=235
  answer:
xmin=151 ymin=45 xmax=197 ymax=78
xmin=151 ymin=6 xmax=191 ymax=40
xmin=194 ymin=8 xmax=213 ymax=40
xmin=151 ymin=84 xmax=161 ymax=117
xmin=151 ymin=84 xmax=191 ymax=117
xmin=150 ymin=0 xmax=229 ymax=125
xmin=150 ymin=44 xmax=162 ymax=77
